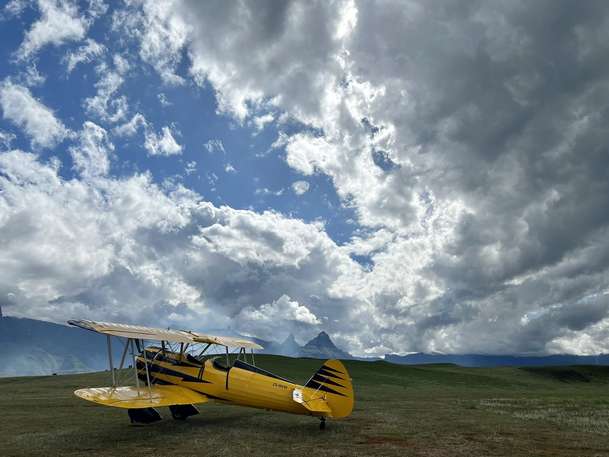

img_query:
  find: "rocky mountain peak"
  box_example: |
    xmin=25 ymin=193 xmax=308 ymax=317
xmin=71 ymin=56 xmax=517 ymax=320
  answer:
xmin=301 ymin=331 xmax=351 ymax=359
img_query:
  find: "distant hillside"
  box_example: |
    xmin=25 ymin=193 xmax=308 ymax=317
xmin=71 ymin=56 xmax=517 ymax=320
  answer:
xmin=0 ymin=316 xmax=119 ymax=376
xmin=385 ymin=352 xmax=609 ymax=367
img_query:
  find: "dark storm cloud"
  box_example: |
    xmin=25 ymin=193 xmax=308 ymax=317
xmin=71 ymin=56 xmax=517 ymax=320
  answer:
xmin=327 ymin=0 xmax=609 ymax=353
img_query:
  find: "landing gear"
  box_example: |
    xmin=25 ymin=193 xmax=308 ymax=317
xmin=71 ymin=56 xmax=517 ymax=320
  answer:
xmin=319 ymin=417 xmax=326 ymax=430
xmin=169 ymin=404 xmax=199 ymax=420
xmin=128 ymin=408 xmax=162 ymax=424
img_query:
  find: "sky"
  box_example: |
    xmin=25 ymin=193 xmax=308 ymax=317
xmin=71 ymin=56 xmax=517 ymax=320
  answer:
xmin=1 ymin=0 xmax=609 ymax=356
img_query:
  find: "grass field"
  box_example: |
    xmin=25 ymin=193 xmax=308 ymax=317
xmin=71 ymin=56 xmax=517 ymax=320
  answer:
xmin=2 ymin=356 xmax=609 ymax=457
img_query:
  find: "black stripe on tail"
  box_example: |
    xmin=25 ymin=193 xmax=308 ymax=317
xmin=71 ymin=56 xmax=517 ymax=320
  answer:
xmin=305 ymin=363 xmax=347 ymax=397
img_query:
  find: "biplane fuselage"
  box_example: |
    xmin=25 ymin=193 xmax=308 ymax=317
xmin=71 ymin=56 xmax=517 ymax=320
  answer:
xmin=134 ymin=347 xmax=352 ymax=418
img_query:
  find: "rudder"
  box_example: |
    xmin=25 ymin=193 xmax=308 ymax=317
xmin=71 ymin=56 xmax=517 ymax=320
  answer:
xmin=304 ymin=359 xmax=354 ymax=418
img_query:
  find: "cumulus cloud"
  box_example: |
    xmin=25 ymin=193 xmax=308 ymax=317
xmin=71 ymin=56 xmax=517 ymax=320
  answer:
xmin=126 ymin=0 xmax=354 ymax=121
xmin=0 ymin=150 xmax=362 ymax=342
xmin=21 ymin=64 xmax=46 ymax=87
xmin=235 ymin=295 xmax=320 ymax=340
xmin=252 ymin=113 xmax=274 ymax=132
xmin=64 ymin=38 xmax=105 ymax=73
xmin=0 ymin=80 xmax=69 ymax=148
xmin=15 ymin=0 xmax=89 ymax=60
xmin=69 ymin=121 xmax=113 ymax=178
xmin=203 ymin=138 xmax=225 ymax=154
xmin=113 ymin=112 xmax=147 ymax=137
xmin=111 ymin=0 xmax=188 ymax=85
xmin=84 ymin=54 xmax=129 ymax=123
xmin=114 ymin=113 xmax=183 ymax=157
xmin=291 ymin=180 xmax=310 ymax=195
xmin=144 ymin=125 xmax=182 ymax=156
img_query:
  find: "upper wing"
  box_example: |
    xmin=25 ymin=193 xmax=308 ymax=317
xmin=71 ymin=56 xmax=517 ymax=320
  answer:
xmin=67 ymin=319 xmax=264 ymax=349
xmin=190 ymin=332 xmax=264 ymax=350
xmin=68 ymin=319 xmax=195 ymax=343
xmin=75 ymin=385 xmax=209 ymax=409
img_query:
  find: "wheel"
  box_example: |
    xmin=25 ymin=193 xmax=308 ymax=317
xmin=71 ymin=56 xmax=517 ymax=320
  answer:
xmin=169 ymin=404 xmax=199 ymax=421
xmin=128 ymin=408 xmax=162 ymax=424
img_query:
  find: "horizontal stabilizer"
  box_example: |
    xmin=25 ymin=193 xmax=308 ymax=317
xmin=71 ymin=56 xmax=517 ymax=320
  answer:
xmin=293 ymin=388 xmax=332 ymax=415
xmin=74 ymin=385 xmax=208 ymax=409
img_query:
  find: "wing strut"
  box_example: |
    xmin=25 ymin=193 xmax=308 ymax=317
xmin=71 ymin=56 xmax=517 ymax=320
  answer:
xmin=141 ymin=339 xmax=153 ymax=397
xmin=131 ymin=339 xmax=140 ymax=392
xmin=107 ymin=335 xmax=115 ymax=387
xmin=117 ymin=338 xmax=129 ymax=378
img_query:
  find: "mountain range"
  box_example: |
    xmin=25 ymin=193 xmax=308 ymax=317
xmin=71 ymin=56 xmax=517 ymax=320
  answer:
xmin=3 ymin=314 xmax=609 ymax=377
xmin=0 ymin=315 xmax=352 ymax=376
xmin=384 ymin=352 xmax=609 ymax=367
xmin=254 ymin=331 xmax=351 ymax=360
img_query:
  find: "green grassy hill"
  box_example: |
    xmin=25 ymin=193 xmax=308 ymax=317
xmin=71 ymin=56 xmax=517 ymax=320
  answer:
xmin=2 ymin=356 xmax=609 ymax=457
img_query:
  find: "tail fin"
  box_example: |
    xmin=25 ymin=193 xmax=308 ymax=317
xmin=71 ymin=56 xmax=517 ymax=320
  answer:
xmin=304 ymin=359 xmax=354 ymax=418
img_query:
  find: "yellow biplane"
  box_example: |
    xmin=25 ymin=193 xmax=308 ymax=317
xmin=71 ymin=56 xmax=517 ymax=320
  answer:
xmin=67 ymin=320 xmax=354 ymax=429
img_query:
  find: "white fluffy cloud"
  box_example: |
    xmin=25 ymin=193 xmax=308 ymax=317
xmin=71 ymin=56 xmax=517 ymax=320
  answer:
xmin=69 ymin=121 xmax=113 ymax=178
xmin=0 ymin=80 xmax=69 ymax=148
xmin=130 ymin=1 xmax=190 ymax=85
xmin=21 ymin=64 xmax=46 ymax=87
xmin=64 ymin=38 xmax=105 ymax=73
xmin=144 ymin=126 xmax=182 ymax=156
xmin=84 ymin=55 xmax=129 ymax=123
xmin=16 ymin=0 xmax=89 ymax=60
xmin=203 ymin=138 xmax=225 ymax=154
xmin=235 ymin=295 xmax=321 ymax=341
xmin=114 ymin=113 xmax=183 ymax=157
xmin=0 ymin=149 xmax=361 ymax=343
xmin=123 ymin=0 xmax=353 ymax=121
xmin=113 ymin=113 xmax=147 ymax=137
xmin=291 ymin=180 xmax=310 ymax=196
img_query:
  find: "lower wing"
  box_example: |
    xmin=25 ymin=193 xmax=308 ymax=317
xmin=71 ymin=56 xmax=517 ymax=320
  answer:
xmin=74 ymin=385 xmax=209 ymax=409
